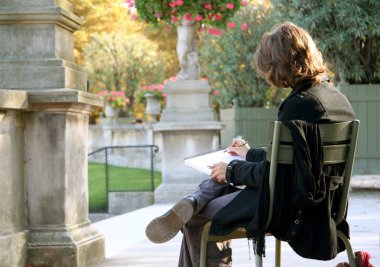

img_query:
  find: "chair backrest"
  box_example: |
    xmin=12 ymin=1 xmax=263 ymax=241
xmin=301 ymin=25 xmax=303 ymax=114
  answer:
xmin=264 ymin=120 xmax=360 ymax=228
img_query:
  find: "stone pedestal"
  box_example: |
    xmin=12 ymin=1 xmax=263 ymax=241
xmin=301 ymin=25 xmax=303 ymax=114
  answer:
xmin=161 ymin=80 xmax=215 ymax=122
xmin=0 ymin=1 xmax=105 ymax=266
xmin=153 ymin=80 xmax=222 ymax=203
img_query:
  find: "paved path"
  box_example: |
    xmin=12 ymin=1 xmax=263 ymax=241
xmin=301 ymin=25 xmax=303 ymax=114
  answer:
xmin=93 ymin=190 xmax=380 ymax=266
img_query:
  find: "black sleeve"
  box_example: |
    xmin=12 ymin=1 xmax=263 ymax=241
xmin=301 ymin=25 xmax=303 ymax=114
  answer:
xmin=246 ymin=148 xmax=267 ymax=162
xmin=226 ymin=159 xmax=268 ymax=188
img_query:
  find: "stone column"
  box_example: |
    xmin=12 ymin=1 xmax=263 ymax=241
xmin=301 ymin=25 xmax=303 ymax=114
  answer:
xmin=0 ymin=0 xmax=105 ymax=266
xmin=0 ymin=90 xmax=29 ymax=267
xmin=24 ymin=91 xmax=105 ymax=266
xmin=153 ymin=80 xmax=222 ymax=203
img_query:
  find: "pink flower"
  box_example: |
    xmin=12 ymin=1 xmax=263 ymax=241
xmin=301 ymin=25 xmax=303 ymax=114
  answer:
xmin=171 ymin=16 xmax=179 ymax=22
xmin=226 ymin=3 xmax=234 ymax=9
xmin=96 ymin=90 xmax=105 ymax=96
xmin=130 ymin=14 xmax=138 ymax=20
xmin=169 ymin=2 xmax=177 ymax=7
xmin=156 ymin=12 xmax=162 ymax=18
xmin=184 ymin=13 xmax=193 ymax=21
xmin=214 ymin=14 xmax=222 ymax=20
xmin=227 ymin=22 xmax=235 ymax=28
xmin=204 ymin=3 xmax=212 ymax=10
xmin=195 ymin=14 xmax=203 ymax=21
xmin=176 ymin=0 xmax=183 ymax=5
xmin=240 ymin=1 xmax=249 ymax=6
xmin=213 ymin=90 xmax=219 ymax=96
xmin=241 ymin=23 xmax=248 ymax=30
xmin=208 ymin=28 xmax=222 ymax=36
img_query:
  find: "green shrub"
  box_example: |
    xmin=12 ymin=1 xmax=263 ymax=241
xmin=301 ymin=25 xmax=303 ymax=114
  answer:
xmin=276 ymin=0 xmax=380 ymax=84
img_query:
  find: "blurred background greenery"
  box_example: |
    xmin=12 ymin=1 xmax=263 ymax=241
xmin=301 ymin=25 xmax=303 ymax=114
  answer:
xmin=72 ymin=0 xmax=380 ymax=123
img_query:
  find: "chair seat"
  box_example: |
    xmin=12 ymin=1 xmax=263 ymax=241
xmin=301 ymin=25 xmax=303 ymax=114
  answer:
xmin=207 ymin=227 xmax=247 ymax=242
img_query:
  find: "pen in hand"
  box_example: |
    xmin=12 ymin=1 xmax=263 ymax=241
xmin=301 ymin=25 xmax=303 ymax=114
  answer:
xmin=236 ymin=142 xmax=248 ymax=147
xmin=224 ymin=135 xmax=247 ymax=152
xmin=223 ymin=142 xmax=248 ymax=152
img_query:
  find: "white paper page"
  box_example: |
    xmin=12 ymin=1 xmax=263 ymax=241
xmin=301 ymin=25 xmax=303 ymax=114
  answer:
xmin=184 ymin=150 xmax=244 ymax=175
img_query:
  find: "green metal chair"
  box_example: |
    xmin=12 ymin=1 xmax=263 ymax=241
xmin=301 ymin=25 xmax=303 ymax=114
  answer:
xmin=200 ymin=120 xmax=360 ymax=267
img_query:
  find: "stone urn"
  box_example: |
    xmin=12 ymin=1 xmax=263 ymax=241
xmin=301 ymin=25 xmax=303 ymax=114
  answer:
xmin=104 ymin=101 xmax=115 ymax=118
xmin=144 ymin=93 xmax=161 ymax=122
xmin=102 ymin=101 xmax=118 ymax=125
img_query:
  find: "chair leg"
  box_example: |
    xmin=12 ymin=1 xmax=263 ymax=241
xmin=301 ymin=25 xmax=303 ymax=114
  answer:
xmin=275 ymin=239 xmax=281 ymax=267
xmin=200 ymin=222 xmax=212 ymax=267
xmin=255 ymin=253 xmax=263 ymax=267
xmin=337 ymin=230 xmax=356 ymax=267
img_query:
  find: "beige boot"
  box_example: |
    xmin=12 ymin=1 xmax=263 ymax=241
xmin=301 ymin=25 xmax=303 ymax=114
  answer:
xmin=145 ymin=197 xmax=197 ymax=243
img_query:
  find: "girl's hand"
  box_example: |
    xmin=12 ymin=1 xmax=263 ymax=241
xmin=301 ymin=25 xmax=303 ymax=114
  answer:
xmin=226 ymin=138 xmax=250 ymax=158
xmin=209 ymin=162 xmax=228 ymax=184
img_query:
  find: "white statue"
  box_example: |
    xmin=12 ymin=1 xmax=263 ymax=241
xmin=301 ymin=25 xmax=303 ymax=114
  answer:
xmin=176 ymin=18 xmax=200 ymax=80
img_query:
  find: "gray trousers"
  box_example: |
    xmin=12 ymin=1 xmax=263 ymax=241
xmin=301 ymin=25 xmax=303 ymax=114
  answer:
xmin=178 ymin=179 xmax=242 ymax=267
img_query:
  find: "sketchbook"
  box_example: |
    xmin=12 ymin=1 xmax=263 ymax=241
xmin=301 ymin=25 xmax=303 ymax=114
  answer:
xmin=184 ymin=149 xmax=244 ymax=175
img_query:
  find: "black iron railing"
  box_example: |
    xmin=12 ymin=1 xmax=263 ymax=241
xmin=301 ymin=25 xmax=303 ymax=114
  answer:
xmin=88 ymin=145 xmax=159 ymax=213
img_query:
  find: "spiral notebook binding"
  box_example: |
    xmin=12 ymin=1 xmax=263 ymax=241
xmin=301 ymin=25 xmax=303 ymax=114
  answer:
xmin=184 ymin=148 xmax=224 ymax=160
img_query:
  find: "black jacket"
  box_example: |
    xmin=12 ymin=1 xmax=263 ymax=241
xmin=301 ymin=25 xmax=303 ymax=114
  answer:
xmin=210 ymin=80 xmax=355 ymax=260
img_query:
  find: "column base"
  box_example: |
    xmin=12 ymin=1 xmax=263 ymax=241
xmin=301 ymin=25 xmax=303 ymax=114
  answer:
xmin=0 ymin=229 xmax=27 ymax=267
xmin=26 ymin=222 xmax=105 ymax=267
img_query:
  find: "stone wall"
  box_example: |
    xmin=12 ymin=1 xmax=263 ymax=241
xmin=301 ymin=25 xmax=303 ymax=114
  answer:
xmin=88 ymin=124 xmax=163 ymax=170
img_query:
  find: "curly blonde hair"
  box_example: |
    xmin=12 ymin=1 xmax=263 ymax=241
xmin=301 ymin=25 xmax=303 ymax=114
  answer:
xmin=254 ymin=22 xmax=327 ymax=89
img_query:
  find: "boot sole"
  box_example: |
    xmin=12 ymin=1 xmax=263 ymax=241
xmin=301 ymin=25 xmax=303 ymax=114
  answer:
xmin=145 ymin=200 xmax=194 ymax=243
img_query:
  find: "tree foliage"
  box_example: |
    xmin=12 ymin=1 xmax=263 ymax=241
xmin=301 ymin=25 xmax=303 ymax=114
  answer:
xmin=71 ymin=0 xmax=135 ymax=64
xmin=200 ymin=4 xmax=286 ymax=108
xmin=71 ymin=0 xmax=178 ymax=77
xmin=276 ymin=0 xmax=380 ymax=84
xmin=84 ymin=32 xmax=166 ymax=106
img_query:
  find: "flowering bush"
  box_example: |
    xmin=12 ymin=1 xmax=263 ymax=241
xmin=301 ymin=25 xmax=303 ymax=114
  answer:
xmin=96 ymin=90 xmax=130 ymax=111
xmin=131 ymin=0 xmax=247 ymax=30
xmin=200 ymin=4 xmax=287 ymax=108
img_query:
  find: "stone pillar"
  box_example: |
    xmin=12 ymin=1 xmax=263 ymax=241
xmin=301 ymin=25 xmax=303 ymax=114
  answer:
xmin=24 ymin=91 xmax=105 ymax=266
xmin=0 ymin=1 xmax=105 ymax=266
xmin=153 ymin=80 xmax=222 ymax=203
xmin=0 ymin=90 xmax=29 ymax=267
